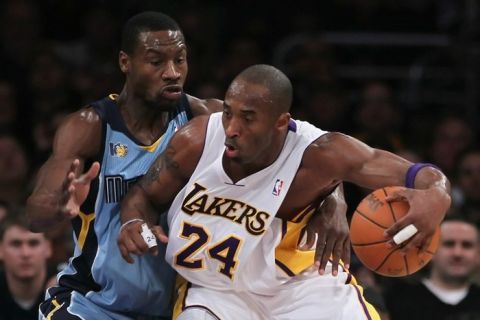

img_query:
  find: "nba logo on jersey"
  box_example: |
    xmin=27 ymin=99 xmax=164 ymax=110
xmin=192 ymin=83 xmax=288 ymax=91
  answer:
xmin=272 ymin=179 xmax=284 ymax=196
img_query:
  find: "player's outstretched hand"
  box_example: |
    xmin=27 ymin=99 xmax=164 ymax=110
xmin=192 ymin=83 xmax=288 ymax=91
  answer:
xmin=118 ymin=220 xmax=168 ymax=263
xmin=301 ymin=188 xmax=350 ymax=276
xmin=61 ymin=159 xmax=100 ymax=218
xmin=384 ymin=187 xmax=450 ymax=253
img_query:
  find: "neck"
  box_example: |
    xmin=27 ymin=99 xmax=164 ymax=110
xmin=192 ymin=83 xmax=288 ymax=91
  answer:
xmin=117 ymin=89 xmax=171 ymax=145
xmin=224 ymin=129 xmax=289 ymax=183
xmin=6 ymin=268 xmax=46 ymax=302
xmin=429 ymin=271 xmax=470 ymax=290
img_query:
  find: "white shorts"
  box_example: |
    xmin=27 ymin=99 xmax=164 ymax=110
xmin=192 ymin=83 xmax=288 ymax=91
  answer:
xmin=174 ymin=266 xmax=380 ymax=320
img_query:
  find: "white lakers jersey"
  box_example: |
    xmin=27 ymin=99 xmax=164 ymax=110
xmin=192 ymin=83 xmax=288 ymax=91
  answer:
xmin=166 ymin=112 xmax=327 ymax=295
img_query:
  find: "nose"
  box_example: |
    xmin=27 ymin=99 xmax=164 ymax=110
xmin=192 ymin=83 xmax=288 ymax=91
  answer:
xmin=162 ymin=60 xmax=181 ymax=82
xmin=224 ymin=116 xmax=240 ymax=139
xmin=19 ymin=243 xmax=32 ymax=257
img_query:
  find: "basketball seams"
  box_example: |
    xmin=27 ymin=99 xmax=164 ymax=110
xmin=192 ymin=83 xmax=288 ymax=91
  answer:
xmin=351 ymin=186 xmax=438 ymax=277
xmin=403 ymin=255 xmax=409 ymax=275
xmin=354 ymin=209 xmax=388 ymax=229
xmin=382 ymin=188 xmax=397 ymax=223
xmin=374 ymin=247 xmax=400 ymax=272
xmin=352 ymin=240 xmax=389 ymax=246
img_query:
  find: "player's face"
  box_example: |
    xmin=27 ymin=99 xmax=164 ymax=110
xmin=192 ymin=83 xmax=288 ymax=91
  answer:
xmin=432 ymin=221 xmax=479 ymax=281
xmin=121 ymin=30 xmax=188 ymax=109
xmin=0 ymin=226 xmax=51 ymax=281
xmin=222 ymin=80 xmax=281 ymax=165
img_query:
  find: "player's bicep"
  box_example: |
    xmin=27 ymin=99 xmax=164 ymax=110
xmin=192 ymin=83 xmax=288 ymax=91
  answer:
xmin=139 ymin=144 xmax=186 ymax=204
xmin=32 ymin=109 xmax=101 ymax=191
xmin=51 ymin=109 xmax=100 ymax=159
xmin=138 ymin=117 xmax=207 ymax=206
xmin=328 ymin=133 xmax=411 ymax=188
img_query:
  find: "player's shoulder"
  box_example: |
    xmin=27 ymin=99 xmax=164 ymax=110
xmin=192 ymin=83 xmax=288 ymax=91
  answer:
xmin=174 ymin=114 xmax=209 ymax=143
xmin=53 ymin=106 xmax=102 ymax=157
xmin=186 ymin=94 xmax=223 ymax=116
xmin=309 ymin=131 xmax=363 ymax=152
xmin=302 ymin=132 xmax=352 ymax=168
xmin=61 ymin=105 xmax=101 ymax=129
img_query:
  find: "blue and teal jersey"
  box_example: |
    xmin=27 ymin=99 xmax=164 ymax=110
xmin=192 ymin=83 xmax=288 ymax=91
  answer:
xmin=54 ymin=94 xmax=192 ymax=318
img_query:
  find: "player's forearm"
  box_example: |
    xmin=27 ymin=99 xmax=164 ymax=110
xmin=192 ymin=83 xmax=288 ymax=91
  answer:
xmin=26 ymin=163 xmax=71 ymax=232
xmin=26 ymin=195 xmax=68 ymax=232
xmin=411 ymin=165 xmax=451 ymax=206
xmin=120 ymin=185 xmax=159 ymax=226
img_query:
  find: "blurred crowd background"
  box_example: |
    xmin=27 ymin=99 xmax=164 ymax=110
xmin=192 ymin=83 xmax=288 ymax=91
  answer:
xmin=1 ymin=0 xmax=480 ymax=319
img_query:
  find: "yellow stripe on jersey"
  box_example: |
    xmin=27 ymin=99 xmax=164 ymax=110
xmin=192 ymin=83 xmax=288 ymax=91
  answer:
xmin=77 ymin=212 xmax=95 ymax=250
xmin=173 ymin=276 xmax=189 ymax=320
xmin=349 ymin=281 xmax=381 ymax=320
xmin=46 ymin=298 xmax=64 ymax=320
xmin=275 ymin=206 xmax=316 ymax=276
xmin=107 ymin=93 xmax=166 ymax=153
xmin=140 ymin=134 xmax=165 ymax=152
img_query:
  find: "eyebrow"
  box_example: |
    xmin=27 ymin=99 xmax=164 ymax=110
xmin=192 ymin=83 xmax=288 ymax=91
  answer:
xmin=145 ymin=46 xmax=187 ymax=55
xmin=240 ymin=109 xmax=256 ymax=116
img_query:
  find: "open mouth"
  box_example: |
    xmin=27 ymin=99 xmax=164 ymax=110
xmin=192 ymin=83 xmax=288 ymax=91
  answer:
xmin=225 ymin=142 xmax=239 ymax=157
xmin=161 ymin=85 xmax=182 ymax=100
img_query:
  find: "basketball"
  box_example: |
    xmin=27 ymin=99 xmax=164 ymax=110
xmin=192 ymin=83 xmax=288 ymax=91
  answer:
xmin=350 ymin=186 xmax=440 ymax=277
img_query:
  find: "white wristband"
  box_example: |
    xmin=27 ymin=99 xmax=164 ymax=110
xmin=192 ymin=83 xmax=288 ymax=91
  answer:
xmin=141 ymin=223 xmax=157 ymax=248
xmin=393 ymin=224 xmax=418 ymax=245
xmin=119 ymin=218 xmax=144 ymax=233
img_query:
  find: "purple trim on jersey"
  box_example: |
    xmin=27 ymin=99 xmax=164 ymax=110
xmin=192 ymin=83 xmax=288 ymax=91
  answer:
xmin=291 ymin=203 xmax=316 ymax=223
xmin=288 ymin=119 xmax=297 ymax=132
xmin=281 ymin=220 xmax=287 ymax=239
xmin=353 ymin=285 xmax=373 ymax=320
xmin=183 ymin=305 xmax=221 ymax=320
xmin=181 ymin=282 xmax=192 ymax=312
xmin=275 ymin=259 xmax=296 ymax=277
xmin=345 ymin=273 xmax=352 ymax=284
xmin=405 ymin=163 xmax=439 ymax=188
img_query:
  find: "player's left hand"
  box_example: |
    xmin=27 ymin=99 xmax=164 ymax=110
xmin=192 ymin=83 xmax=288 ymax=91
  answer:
xmin=384 ymin=187 xmax=450 ymax=253
xmin=118 ymin=220 xmax=168 ymax=264
xmin=300 ymin=184 xmax=350 ymax=276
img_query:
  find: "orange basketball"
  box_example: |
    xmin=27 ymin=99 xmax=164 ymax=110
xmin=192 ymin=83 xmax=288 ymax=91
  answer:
xmin=350 ymin=186 xmax=440 ymax=277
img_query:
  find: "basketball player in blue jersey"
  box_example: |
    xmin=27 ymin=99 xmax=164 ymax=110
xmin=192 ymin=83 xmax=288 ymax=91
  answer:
xmin=26 ymin=12 xmax=350 ymax=320
xmin=118 ymin=64 xmax=451 ymax=319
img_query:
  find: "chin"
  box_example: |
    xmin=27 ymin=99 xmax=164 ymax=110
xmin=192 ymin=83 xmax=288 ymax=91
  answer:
xmin=16 ymin=272 xmax=37 ymax=281
xmin=147 ymin=97 xmax=177 ymax=110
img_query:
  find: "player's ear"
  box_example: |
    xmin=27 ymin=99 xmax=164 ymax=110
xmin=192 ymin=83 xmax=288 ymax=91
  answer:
xmin=276 ymin=112 xmax=291 ymax=130
xmin=119 ymin=51 xmax=130 ymax=74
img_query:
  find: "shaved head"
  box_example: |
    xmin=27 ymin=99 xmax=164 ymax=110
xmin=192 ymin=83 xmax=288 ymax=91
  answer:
xmin=233 ymin=64 xmax=292 ymax=114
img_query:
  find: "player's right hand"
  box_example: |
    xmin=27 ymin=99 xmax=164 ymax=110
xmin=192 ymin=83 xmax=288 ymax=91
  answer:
xmin=61 ymin=159 xmax=100 ymax=218
xmin=118 ymin=221 xmax=168 ymax=263
xmin=301 ymin=186 xmax=350 ymax=276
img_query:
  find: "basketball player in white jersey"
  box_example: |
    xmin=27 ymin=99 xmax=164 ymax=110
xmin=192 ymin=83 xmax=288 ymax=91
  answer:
xmin=118 ymin=64 xmax=451 ymax=319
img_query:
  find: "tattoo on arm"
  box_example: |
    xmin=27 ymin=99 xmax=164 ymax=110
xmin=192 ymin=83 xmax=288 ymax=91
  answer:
xmin=141 ymin=146 xmax=179 ymax=188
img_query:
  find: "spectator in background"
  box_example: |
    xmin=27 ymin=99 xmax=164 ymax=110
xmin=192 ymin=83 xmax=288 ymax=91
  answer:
xmin=0 ymin=201 xmax=8 ymax=223
xmin=54 ymin=7 xmax=122 ymax=104
xmin=0 ymin=209 xmax=53 ymax=320
xmin=0 ymin=80 xmax=18 ymax=134
xmin=214 ymin=37 xmax=265 ymax=85
xmin=450 ymin=149 xmax=480 ymax=226
xmin=0 ymin=134 xmax=29 ymax=206
xmin=0 ymin=0 xmax=43 ymax=86
xmin=353 ymin=80 xmax=404 ymax=152
xmin=427 ymin=115 xmax=474 ymax=178
xmin=384 ymin=216 xmax=480 ymax=320
xmin=298 ymin=85 xmax=350 ymax=132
